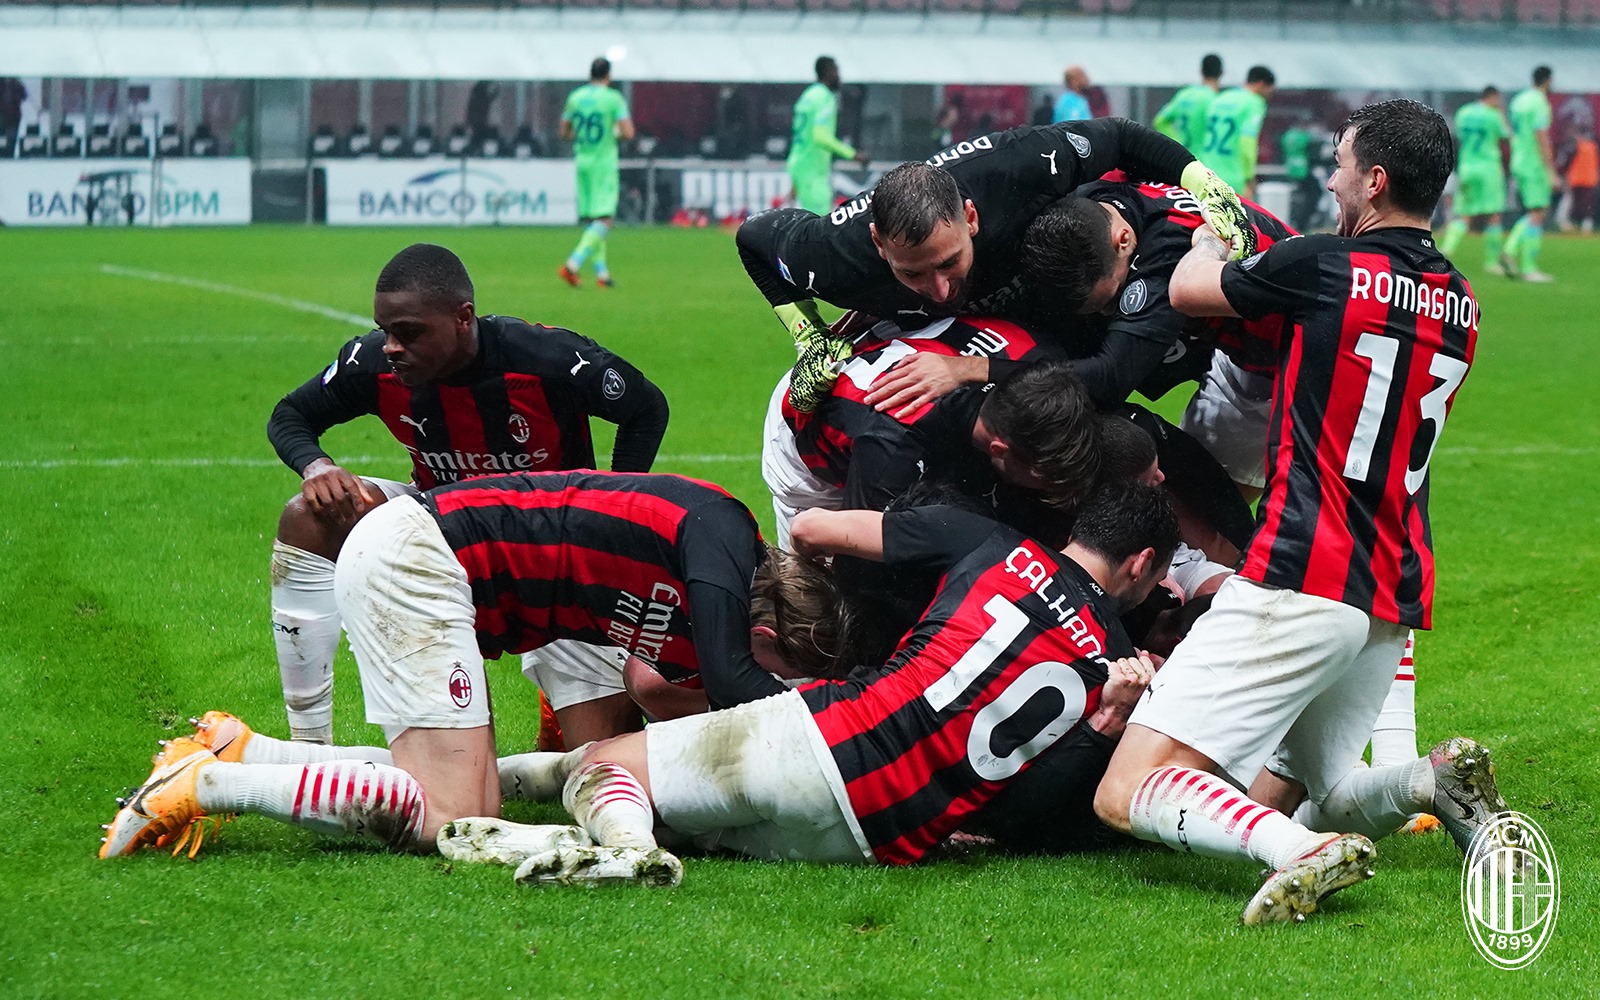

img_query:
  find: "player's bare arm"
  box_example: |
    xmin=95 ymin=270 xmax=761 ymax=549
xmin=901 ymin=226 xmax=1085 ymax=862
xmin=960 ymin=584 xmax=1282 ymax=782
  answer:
xmin=791 ymin=508 xmax=886 ymax=562
xmin=1169 ymin=225 xmax=1240 ymax=318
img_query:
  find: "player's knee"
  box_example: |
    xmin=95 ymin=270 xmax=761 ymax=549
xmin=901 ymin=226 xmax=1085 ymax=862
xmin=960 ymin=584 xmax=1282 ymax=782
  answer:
xmin=276 ymin=494 xmax=337 ymax=558
xmin=1093 ymin=772 xmax=1133 ymax=830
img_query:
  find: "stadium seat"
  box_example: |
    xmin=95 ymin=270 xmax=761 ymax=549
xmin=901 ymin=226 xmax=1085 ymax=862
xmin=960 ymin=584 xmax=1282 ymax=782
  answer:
xmin=309 ymin=124 xmax=338 ymax=158
xmin=52 ymin=122 xmax=83 ymax=158
xmin=157 ymin=123 xmax=184 ymax=158
xmin=345 ymin=124 xmax=374 ymax=157
xmin=511 ymin=123 xmax=542 ymax=158
xmin=122 ymin=122 xmax=152 ymax=158
xmin=409 ymin=124 xmax=437 ymax=157
xmin=0 ymin=130 xmax=12 ymax=159
xmin=87 ymin=121 xmax=116 ymax=158
xmin=446 ymin=125 xmax=471 ymax=156
xmin=379 ymin=123 xmax=406 ymax=157
xmin=476 ymin=126 xmax=505 ymax=157
xmin=190 ymin=123 xmax=219 ymax=157
xmin=19 ymin=124 xmax=46 ymax=158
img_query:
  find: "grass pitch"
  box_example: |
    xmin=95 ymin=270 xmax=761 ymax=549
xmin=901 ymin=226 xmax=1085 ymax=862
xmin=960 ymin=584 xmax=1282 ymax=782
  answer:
xmin=1 ymin=225 xmax=1596 ymax=997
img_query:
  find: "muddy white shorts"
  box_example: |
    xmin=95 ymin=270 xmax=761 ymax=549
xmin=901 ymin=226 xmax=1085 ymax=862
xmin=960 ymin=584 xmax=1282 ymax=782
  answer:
xmin=647 ymin=690 xmax=872 ymax=864
xmin=520 ymin=641 xmax=630 ymax=709
xmin=1180 ymin=352 xmax=1275 ymax=490
xmin=1129 ymin=575 xmax=1410 ymax=801
xmin=761 ymin=372 xmax=844 ymax=550
xmin=335 ymin=496 xmax=490 ymax=740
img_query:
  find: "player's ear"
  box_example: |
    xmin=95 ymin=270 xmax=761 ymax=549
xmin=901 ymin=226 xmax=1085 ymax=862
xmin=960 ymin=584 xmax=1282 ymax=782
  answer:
xmin=964 ymin=199 xmax=979 ymax=235
xmin=869 ymin=222 xmax=885 ymax=256
xmin=455 ymin=301 xmax=475 ymax=331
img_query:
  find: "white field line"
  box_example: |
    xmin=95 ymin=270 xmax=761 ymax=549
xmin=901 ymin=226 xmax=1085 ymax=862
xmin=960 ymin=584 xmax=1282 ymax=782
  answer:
xmin=0 ymin=454 xmax=761 ymax=470
xmin=99 ymin=264 xmax=372 ymax=328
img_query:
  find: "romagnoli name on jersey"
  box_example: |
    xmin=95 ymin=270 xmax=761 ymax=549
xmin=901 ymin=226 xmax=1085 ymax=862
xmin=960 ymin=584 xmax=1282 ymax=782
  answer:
xmin=1350 ymin=265 xmax=1481 ymax=331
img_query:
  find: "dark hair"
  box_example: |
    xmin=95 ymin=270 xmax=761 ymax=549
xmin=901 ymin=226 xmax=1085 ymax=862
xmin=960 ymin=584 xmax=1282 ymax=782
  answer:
xmin=979 ymin=362 xmax=1101 ymax=507
xmin=590 ymin=58 xmax=611 ymax=81
xmin=1247 ymin=65 xmax=1276 ymax=86
xmin=816 ymin=56 xmax=838 ymax=79
xmin=375 ymin=243 xmax=474 ymax=312
xmin=871 ymin=162 xmax=964 ymax=244
xmin=1069 ymin=481 xmax=1180 ymax=565
xmin=1095 ymin=413 xmax=1158 ymax=485
xmin=1201 ymin=54 xmax=1223 ymax=80
xmin=1480 ymin=85 xmax=1501 ymax=100
xmin=750 ymin=548 xmax=855 ymax=681
xmin=1533 ymin=65 xmax=1552 ymax=86
xmin=1335 ymin=99 xmax=1455 ymax=217
xmin=1020 ymin=196 xmax=1117 ymax=310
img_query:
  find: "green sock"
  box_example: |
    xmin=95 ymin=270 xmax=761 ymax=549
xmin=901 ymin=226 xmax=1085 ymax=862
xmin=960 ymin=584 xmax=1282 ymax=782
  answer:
xmin=1520 ymin=224 xmax=1542 ymax=273
xmin=591 ymin=228 xmax=610 ymax=277
xmin=1438 ymin=219 xmax=1468 ymax=256
xmin=566 ymin=223 xmax=606 ymax=271
xmin=1483 ymin=225 xmax=1504 ymax=269
xmin=1503 ymin=217 xmax=1527 ymax=257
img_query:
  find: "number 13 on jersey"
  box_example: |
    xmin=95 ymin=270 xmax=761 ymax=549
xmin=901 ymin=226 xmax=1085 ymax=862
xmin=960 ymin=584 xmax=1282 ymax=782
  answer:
xmin=1343 ymin=332 xmax=1470 ymax=494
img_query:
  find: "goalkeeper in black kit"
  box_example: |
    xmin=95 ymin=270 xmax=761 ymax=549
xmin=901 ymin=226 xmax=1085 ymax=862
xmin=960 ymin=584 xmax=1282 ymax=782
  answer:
xmin=735 ymin=117 xmax=1256 ymax=411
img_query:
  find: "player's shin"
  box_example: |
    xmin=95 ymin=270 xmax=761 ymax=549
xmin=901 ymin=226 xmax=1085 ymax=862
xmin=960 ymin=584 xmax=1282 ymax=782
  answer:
xmin=1437 ymin=219 xmax=1468 ymax=256
xmin=1292 ymin=758 xmax=1431 ymax=840
xmin=498 ymin=744 xmax=592 ymax=802
xmin=1128 ymin=766 xmax=1325 ymax=869
xmin=1483 ymin=224 xmax=1505 ymax=269
xmin=270 ymin=540 xmax=340 ymax=743
xmin=239 ymin=733 xmax=393 ymax=766
xmin=197 ymin=761 xmax=427 ymax=851
xmin=1368 ymin=632 xmax=1417 ymax=767
xmin=562 ymin=761 xmax=657 ymax=849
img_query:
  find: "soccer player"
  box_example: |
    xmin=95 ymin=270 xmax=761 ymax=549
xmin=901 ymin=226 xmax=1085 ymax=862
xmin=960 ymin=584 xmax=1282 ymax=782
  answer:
xmin=788 ymin=56 xmax=869 ymax=215
xmin=1151 ymin=54 xmax=1223 ymax=154
xmin=1438 ymin=87 xmax=1511 ymax=273
xmin=267 ymin=243 xmax=668 ymax=743
xmin=1198 ymin=65 xmax=1275 ymax=201
xmin=736 ymin=117 xmax=1256 ymax=411
xmin=1094 ymin=100 xmax=1512 ymax=925
xmin=440 ymin=482 xmax=1178 ymax=884
xmin=558 ymin=57 xmax=635 ymax=289
xmin=97 ymin=472 xmax=853 ymax=861
xmin=1052 ymin=66 xmax=1094 ymax=124
xmin=1503 ymin=66 xmax=1560 ymax=281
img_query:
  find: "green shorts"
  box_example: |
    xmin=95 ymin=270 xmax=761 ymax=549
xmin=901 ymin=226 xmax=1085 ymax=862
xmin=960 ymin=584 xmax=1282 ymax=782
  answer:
xmin=790 ymin=170 xmax=835 ymax=216
xmin=575 ymin=164 xmax=620 ymax=220
xmin=1513 ymin=167 xmax=1553 ymax=212
xmin=1454 ymin=163 xmax=1507 ymax=218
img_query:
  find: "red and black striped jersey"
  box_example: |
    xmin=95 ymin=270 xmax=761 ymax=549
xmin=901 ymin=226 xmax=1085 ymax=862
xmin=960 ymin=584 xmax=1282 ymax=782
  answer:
xmin=799 ymin=506 xmax=1130 ymax=865
xmin=1079 ymin=179 xmax=1297 ymax=398
xmin=421 ymin=471 xmax=783 ymax=707
xmin=1219 ymin=226 xmax=1478 ymax=628
xmin=269 ymin=315 xmax=668 ymax=489
xmin=783 ymin=317 xmax=1062 ymax=511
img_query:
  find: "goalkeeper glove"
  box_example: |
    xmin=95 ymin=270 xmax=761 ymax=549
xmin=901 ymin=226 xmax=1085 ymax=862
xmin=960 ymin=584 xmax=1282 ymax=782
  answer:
xmin=1181 ymin=161 xmax=1257 ymax=261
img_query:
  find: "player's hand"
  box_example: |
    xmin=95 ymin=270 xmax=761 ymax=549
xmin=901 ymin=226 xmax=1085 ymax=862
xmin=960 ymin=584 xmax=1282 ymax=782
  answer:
xmin=1089 ymin=652 xmax=1157 ymax=737
xmin=854 ymin=150 xmax=871 ymax=166
xmin=300 ymin=458 xmax=378 ymax=523
xmin=1181 ymin=161 xmax=1256 ymax=260
xmin=863 ymin=354 xmax=989 ymax=419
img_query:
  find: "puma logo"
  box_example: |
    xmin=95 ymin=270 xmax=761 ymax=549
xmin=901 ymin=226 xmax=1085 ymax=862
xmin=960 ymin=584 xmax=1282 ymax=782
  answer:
xmin=1042 ymin=150 xmax=1058 ymax=176
xmin=399 ymin=414 xmax=429 ymax=435
xmin=347 ymin=342 xmax=363 ymax=364
xmin=570 ymin=352 xmax=591 ymax=376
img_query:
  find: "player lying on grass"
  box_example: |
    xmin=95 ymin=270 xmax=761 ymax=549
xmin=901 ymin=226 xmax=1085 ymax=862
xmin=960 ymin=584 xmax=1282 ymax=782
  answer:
xmin=1093 ymin=100 xmax=1511 ymax=925
xmin=98 ymin=472 xmax=852 ymax=860
xmin=736 ymin=117 xmax=1258 ymax=412
xmin=267 ymin=243 xmax=668 ymax=744
xmin=432 ymin=482 xmax=1177 ymax=885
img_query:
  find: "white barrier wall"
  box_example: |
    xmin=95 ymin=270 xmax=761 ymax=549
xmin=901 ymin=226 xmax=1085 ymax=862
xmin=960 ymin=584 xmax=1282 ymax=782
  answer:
xmin=0 ymin=158 xmax=252 ymax=227
xmin=321 ymin=159 xmax=578 ymax=226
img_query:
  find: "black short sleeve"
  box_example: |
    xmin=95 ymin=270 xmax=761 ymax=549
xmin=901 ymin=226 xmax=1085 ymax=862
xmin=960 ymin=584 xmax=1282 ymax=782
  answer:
xmin=1219 ymin=236 xmax=1324 ymax=320
xmin=882 ymin=506 xmax=1005 ymax=572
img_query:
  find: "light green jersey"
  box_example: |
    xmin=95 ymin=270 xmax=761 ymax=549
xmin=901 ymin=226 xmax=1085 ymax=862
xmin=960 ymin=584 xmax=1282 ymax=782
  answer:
xmin=563 ymin=83 xmax=630 ymax=168
xmin=788 ymin=83 xmax=855 ymax=178
xmin=1508 ymin=87 xmax=1552 ymax=174
xmin=1152 ymin=84 xmax=1217 ymax=153
xmin=1454 ymin=101 xmax=1509 ymax=171
xmin=1279 ymin=127 xmax=1313 ymax=181
xmin=1198 ymin=88 xmax=1268 ymax=191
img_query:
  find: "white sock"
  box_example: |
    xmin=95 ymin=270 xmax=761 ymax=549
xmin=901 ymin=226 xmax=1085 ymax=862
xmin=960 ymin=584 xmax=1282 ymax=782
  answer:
xmin=240 ymin=732 xmax=392 ymax=766
xmin=499 ymin=746 xmax=589 ymax=802
xmin=1128 ymin=766 xmax=1326 ymax=871
xmin=1369 ymin=631 xmax=1417 ymax=767
xmin=1293 ymin=758 xmax=1432 ymax=840
xmin=562 ymin=762 xmax=657 ymax=849
xmin=198 ymin=760 xmax=426 ymax=850
xmin=270 ymin=541 xmax=340 ymax=743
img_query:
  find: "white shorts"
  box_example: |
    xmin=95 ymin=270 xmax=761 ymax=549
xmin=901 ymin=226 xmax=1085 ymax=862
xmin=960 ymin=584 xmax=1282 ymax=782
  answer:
xmin=519 ymin=641 xmax=630 ymax=709
xmin=335 ymin=496 xmax=490 ymax=739
xmin=647 ymin=690 xmax=872 ymax=864
xmin=1180 ymin=352 xmax=1275 ymax=490
xmin=761 ymin=372 xmax=843 ymax=551
xmin=1129 ymin=575 xmax=1410 ymax=801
